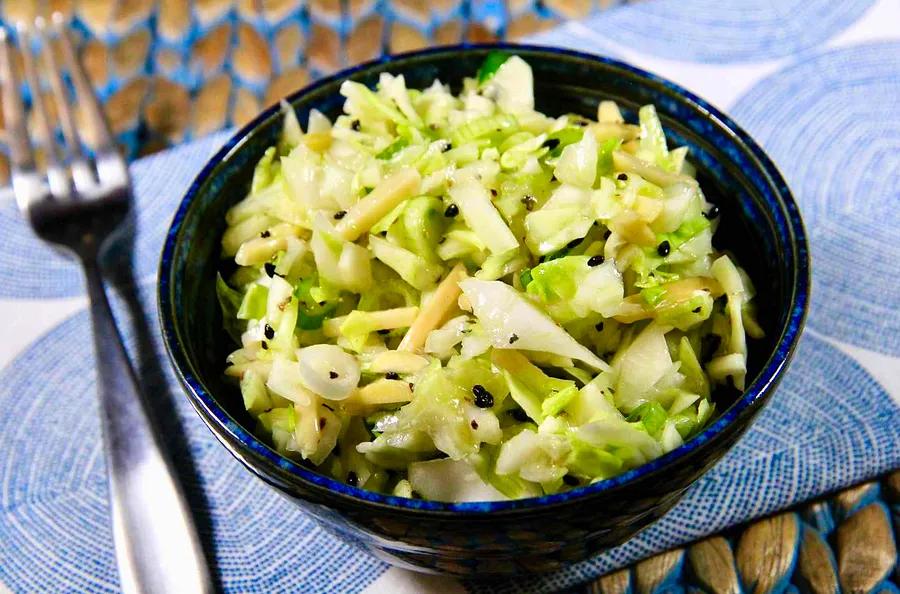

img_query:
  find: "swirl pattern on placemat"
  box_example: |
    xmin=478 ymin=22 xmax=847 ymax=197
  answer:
xmin=0 ymin=280 xmax=387 ymax=594
xmin=574 ymin=0 xmax=874 ymax=63
xmin=467 ymin=334 xmax=900 ymax=593
xmin=731 ymin=42 xmax=900 ymax=356
xmin=525 ymin=22 xmax=624 ymax=60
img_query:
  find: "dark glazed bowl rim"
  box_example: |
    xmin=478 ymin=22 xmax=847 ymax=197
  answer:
xmin=159 ymin=43 xmax=810 ymax=515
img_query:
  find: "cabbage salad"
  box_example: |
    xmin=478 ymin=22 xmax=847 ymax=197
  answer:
xmin=215 ymin=53 xmax=763 ymax=502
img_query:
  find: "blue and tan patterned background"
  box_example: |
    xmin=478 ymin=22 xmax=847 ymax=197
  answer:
xmin=0 ymin=1 xmax=898 ymax=593
xmin=0 ymin=0 xmax=631 ymax=185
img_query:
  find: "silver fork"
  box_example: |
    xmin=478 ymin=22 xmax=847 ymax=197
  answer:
xmin=1 ymin=16 xmax=213 ymax=594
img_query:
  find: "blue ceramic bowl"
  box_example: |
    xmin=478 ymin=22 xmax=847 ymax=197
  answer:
xmin=159 ymin=44 xmax=810 ymax=576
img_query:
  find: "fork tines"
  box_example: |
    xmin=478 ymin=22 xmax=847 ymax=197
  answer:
xmin=0 ymin=14 xmax=128 ymax=211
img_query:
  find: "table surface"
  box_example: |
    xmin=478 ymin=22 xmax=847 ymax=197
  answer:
xmin=0 ymin=0 xmax=899 ymax=592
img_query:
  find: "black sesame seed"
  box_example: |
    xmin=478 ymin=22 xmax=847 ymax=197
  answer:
xmin=351 ymin=119 xmax=360 ymax=131
xmin=616 ymin=173 xmax=628 ymax=181
xmin=260 ymin=230 xmax=271 ymax=238
xmin=329 ymin=370 xmax=339 ymax=379
xmin=509 ymin=334 xmax=519 ymax=344
xmin=444 ymin=203 xmax=459 ymax=217
xmin=595 ymin=321 xmax=604 ymax=332
xmin=225 ymin=361 xmax=234 ymax=367
xmin=563 ymin=474 xmax=580 ymax=487
xmin=521 ymin=195 xmax=536 ymax=211
xmin=566 ymin=237 xmax=582 ymax=249
xmin=490 ymin=188 xmax=498 ymax=197
xmin=442 ymin=142 xmax=452 ymax=152
xmin=470 ymin=419 xmax=479 ymax=430
xmin=260 ymin=340 xmax=268 ymax=350
xmin=510 ymin=408 xmax=529 ymax=422
xmin=322 ymin=403 xmax=335 ymax=412
xmin=347 ymin=471 xmax=359 ymax=486
xmin=385 ymin=372 xmax=400 ymax=380
xmin=318 ymin=301 xmax=326 ymax=306
xmin=704 ymin=204 xmax=720 ymax=219
xmin=319 ymin=417 xmax=327 ymax=429
xmin=657 ymin=240 xmax=671 ymax=257
xmin=472 ymin=385 xmax=494 ymax=408
xmin=264 ymin=262 xmax=276 ymax=277
xmin=333 ymin=210 xmax=347 ymax=220
xmin=588 ymin=255 xmax=605 ymax=267
xmin=408 ymin=382 xmax=415 ymax=391
xmin=692 ymin=306 xmax=702 ymax=313
xmin=264 ymin=324 xmax=275 ymax=340
xmin=542 ymin=138 xmax=560 ymax=150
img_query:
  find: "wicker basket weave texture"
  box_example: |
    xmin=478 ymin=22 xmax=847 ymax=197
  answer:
xmin=585 ymin=471 xmax=899 ymax=594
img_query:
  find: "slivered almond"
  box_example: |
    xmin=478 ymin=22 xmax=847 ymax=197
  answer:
xmin=369 ymin=351 xmax=430 ymax=374
xmin=597 ymin=100 xmax=624 ymax=124
xmin=335 ymin=168 xmax=422 ymax=241
xmin=659 ymin=277 xmax=723 ymax=303
xmin=398 ymin=262 xmax=467 ymax=352
xmin=613 ymin=150 xmax=697 ymax=188
xmin=340 ymin=379 xmax=413 ymax=415
xmin=235 ymin=236 xmax=288 ymax=266
xmin=609 ymin=211 xmax=657 ymax=247
xmin=590 ymin=122 xmax=640 ymax=142
xmin=224 ymin=359 xmax=273 ymax=379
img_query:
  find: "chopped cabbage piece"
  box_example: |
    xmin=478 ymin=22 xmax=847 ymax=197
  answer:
xmin=460 ymin=279 xmax=609 ymax=370
xmin=409 ymin=458 xmax=508 ymax=502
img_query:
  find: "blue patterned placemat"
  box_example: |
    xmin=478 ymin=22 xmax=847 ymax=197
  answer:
xmin=1 ymin=0 xmax=899 ymax=592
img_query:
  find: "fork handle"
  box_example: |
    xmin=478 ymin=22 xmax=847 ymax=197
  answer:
xmin=83 ymin=261 xmax=214 ymax=594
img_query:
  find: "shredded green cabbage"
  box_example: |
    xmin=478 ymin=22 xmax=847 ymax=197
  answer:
xmin=216 ymin=55 xmax=762 ymax=501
